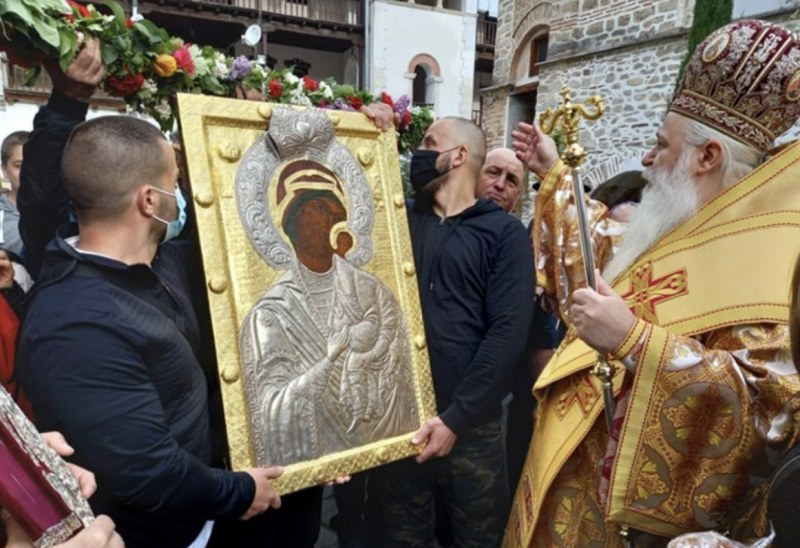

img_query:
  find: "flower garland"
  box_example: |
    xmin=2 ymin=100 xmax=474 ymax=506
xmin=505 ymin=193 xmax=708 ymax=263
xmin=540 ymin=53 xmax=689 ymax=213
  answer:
xmin=0 ymin=0 xmax=434 ymax=152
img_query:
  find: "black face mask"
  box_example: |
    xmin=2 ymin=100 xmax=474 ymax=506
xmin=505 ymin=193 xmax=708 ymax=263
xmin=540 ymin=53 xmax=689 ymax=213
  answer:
xmin=409 ymin=147 xmax=456 ymax=192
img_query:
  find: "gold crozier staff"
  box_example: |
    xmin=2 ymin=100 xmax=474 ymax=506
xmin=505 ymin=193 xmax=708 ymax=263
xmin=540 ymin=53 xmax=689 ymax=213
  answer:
xmin=538 ymin=86 xmax=616 ymax=432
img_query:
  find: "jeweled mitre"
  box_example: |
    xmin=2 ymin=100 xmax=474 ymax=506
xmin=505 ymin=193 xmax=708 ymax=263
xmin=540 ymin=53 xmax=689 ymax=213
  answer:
xmin=671 ymin=19 xmax=800 ymax=154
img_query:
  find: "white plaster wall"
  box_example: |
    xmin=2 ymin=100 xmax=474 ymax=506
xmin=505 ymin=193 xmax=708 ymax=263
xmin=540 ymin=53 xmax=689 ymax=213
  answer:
xmin=370 ymin=0 xmax=478 ymax=118
xmin=0 ymin=103 xmax=119 ymax=149
xmin=265 ymin=43 xmax=350 ymax=83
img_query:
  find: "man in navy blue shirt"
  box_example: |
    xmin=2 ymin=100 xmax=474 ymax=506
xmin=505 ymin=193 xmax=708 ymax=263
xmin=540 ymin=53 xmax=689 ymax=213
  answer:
xmin=16 ymin=40 xmax=283 ymax=548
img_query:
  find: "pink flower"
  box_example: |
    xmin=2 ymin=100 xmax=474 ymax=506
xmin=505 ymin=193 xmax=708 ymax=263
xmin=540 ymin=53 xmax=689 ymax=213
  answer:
xmin=173 ymin=45 xmax=194 ymax=75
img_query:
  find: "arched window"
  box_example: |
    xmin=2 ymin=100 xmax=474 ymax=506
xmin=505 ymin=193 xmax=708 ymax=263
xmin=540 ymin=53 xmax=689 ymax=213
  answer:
xmin=529 ymin=33 xmax=549 ymax=77
xmin=510 ymin=26 xmax=549 ymax=84
xmin=413 ymin=65 xmax=429 ymax=105
xmin=407 ymin=53 xmax=442 ymax=110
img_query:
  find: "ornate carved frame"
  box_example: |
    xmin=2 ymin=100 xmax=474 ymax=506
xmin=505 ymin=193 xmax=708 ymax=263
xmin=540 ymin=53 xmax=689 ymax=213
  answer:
xmin=176 ymin=95 xmax=436 ymax=494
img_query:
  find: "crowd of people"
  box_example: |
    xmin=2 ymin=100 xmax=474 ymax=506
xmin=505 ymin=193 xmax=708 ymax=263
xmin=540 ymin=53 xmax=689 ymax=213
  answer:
xmin=3 ymin=16 xmax=800 ymax=548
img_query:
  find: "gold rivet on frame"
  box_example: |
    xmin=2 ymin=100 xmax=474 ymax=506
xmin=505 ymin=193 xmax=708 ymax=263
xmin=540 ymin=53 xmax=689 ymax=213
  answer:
xmin=414 ymin=336 xmax=426 ymax=350
xmin=258 ymin=104 xmax=272 ymax=120
xmin=208 ymin=278 xmax=229 ymax=294
xmin=194 ymin=191 xmax=215 ymax=208
xmin=393 ymin=194 xmax=405 ymax=208
xmin=403 ymin=263 xmax=416 ymax=276
xmin=221 ymin=367 xmax=240 ymax=383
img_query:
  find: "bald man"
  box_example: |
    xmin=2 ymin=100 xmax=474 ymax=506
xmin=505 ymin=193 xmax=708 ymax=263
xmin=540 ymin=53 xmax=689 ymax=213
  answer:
xmin=476 ymin=147 xmax=524 ymax=213
xmin=370 ymin=118 xmax=535 ymax=547
xmin=475 ymin=147 xmax=562 ymax=497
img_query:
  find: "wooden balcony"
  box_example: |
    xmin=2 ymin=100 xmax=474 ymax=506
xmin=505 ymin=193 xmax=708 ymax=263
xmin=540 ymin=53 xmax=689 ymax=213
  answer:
xmin=2 ymin=61 xmax=125 ymax=110
xmin=132 ymin=0 xmax=365 ymax=51
xmin=476 ymin=16 xmax=496 ymax=50
xmin=143 ymin=0 xmax=363 ymax=28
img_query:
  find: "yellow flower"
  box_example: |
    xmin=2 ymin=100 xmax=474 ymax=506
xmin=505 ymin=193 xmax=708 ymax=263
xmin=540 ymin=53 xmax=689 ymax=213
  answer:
xmin=153 ymin=54 xmax=177 ymax=77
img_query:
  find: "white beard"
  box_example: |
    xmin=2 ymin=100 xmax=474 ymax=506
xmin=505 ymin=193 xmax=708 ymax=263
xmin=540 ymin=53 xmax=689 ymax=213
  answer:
xmin=602 ymin=150 xmax=700 ymax=282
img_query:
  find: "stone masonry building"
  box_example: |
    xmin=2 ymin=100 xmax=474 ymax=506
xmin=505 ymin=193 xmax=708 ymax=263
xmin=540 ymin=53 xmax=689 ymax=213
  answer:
xmin=482 ymin=0 xmax=800 ymax=202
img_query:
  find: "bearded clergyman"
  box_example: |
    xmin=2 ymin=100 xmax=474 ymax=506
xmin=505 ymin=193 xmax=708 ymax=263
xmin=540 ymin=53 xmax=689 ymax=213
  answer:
xmin=505 ymin=20 xmax=800 ymax=547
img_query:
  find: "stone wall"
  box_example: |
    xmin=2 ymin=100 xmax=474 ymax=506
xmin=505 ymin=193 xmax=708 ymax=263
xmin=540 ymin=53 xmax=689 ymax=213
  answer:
xmin=481 ymin=84 xmax=512 ymax=147
xmin=484 ymin=0 xmax=800 ymax=203
xmin=537 ymin=37 xmax=687 ymax=168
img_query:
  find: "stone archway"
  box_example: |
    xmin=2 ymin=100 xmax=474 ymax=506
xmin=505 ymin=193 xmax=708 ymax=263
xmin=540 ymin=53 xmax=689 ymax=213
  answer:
xmin=407 ymin=53 xmax=442 ymax=78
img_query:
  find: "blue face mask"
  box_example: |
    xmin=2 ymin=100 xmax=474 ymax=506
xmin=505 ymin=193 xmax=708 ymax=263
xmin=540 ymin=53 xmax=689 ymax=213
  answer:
xmin=152 ymin=185 xmax=187 ymax=243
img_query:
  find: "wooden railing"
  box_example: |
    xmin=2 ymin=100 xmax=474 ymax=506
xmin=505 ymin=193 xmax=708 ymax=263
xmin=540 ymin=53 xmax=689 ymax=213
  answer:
xmin=476 ymin=17 xmax=496 ymax=48
xmin=2 ymin=61 xmax=124 ymax=109
xmin=178 ymin=0 xmax=363 ymax=26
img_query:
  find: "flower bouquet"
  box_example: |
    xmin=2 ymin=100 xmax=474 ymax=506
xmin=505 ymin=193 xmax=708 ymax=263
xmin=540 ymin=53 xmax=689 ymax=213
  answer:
xmin=0 ymin=0 xmax=435 ymax=152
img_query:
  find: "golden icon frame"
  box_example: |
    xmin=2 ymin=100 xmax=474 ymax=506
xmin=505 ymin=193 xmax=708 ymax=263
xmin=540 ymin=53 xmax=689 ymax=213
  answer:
xmin=176 ymin=94 xmax=436 ymax=494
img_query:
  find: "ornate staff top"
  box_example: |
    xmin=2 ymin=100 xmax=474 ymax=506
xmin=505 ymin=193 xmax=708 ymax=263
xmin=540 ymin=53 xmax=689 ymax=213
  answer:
xmin=538 ymin=85 xmax=605 ymax=169
xmin=537 ymin=85 xmax=616 ymax=438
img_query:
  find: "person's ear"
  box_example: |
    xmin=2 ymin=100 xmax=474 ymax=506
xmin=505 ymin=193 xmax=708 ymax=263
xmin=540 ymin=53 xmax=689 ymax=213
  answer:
xmin=451 ymin=145 xmax=468 ymax=168
xmin=695 ymin=140 xmax=724 ymax=176
xmin=137 ymin=185 xmax=157 ymax=218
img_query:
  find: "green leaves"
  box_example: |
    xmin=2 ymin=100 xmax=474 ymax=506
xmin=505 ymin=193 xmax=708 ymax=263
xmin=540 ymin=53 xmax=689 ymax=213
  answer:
xmin=0 ymin=0 xmax=62 ymax=52
xmin=0 ymin=0 xmax=433 ymax=152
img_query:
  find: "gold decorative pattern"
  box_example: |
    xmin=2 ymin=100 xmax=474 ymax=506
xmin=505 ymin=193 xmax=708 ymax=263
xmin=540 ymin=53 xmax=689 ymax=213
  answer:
xmin=357 ymin=148 xmax=374 ymax=167
xmin=216 ymin=143 xmax=241 ymax=162
xmin=554 ymin=374 xmax=600 ymax=420
xmin=620 ymin=261 xmax=688 ymax=324
xmin=176 ymin=94 xmax=436 ymax=495
xmin=672 ymin=20 xmax=800 ymax=153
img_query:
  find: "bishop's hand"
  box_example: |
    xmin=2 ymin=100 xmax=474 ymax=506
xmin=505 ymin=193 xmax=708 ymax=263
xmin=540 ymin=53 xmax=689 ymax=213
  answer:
xmin=570 ymin=273 xmax=636 ymax=354
xmin=511 ymin=121 xmax=559 ymax=178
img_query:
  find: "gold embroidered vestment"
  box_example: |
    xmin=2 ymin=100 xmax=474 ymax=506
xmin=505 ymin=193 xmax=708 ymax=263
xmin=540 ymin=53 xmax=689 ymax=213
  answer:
xmin=505 ymin=142 xmax=800 ymax=547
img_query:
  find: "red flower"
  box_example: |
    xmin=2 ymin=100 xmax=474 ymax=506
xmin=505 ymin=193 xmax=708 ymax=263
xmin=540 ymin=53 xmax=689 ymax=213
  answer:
xmin=381 ymin=92 xmax=394 ymax=109
xmin=268 ymin=79 xmax=283 ymax=98
xmin=105 ymin=72 xmax=145 ymax=98
xmin=125 ymin=18 xmax=134 ymax=29
xmin=319 ymin=100 xmax=328 ymax=108
xmin=401 ymin=110 xmax=412 ymax=129
xmin=67 ymin=1 xmax=91 ymax=19
xmin=173 ymin=45 xmax=194 ymax=75
xmin=302 ymin=75 xmax=319 ymax=91
xmin=348 ymin=96 xmax=363 ymax=110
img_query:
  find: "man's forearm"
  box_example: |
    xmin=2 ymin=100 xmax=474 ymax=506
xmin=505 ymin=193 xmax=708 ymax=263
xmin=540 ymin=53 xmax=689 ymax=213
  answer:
xmin=18 ymin=91 xmax=87 ymax=276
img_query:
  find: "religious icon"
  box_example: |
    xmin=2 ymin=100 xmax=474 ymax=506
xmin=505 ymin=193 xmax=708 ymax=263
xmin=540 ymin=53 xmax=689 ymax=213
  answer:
xmin=177 ymin=96 xmax=436 ymax=493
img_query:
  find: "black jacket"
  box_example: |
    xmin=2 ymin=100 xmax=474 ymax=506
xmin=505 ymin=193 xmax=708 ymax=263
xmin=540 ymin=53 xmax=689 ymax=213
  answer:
xmin=408 ymin=197 xmax=535 ymax=434
xmin=17 ymin=227 xmax=255 ymax=547
xmin=16 ymin=92 xmax=252 ymax=547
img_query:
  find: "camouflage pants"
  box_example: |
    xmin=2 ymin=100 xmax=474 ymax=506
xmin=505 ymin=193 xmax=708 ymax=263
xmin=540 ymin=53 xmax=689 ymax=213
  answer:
xmin=369 ymin=420 xmax=509 ymax=548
